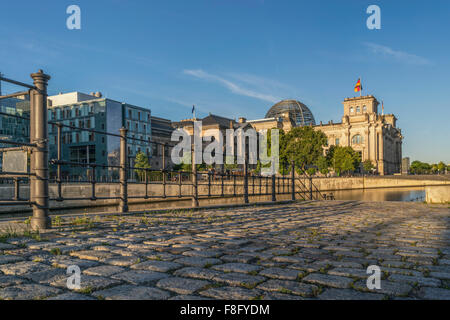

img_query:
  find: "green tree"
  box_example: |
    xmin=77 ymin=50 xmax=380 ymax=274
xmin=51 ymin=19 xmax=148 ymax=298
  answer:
xmin=362 ymin=159 xmax=375 ymax=173
xmin=315 ymin=155 xmax=330 ymax=175
xmin=280 ymin=126 xmax=327 ymax=172
xmin=332 ymin=146 xmax=361 ymax=176
xmin=410 ymin=161 xmax=431 ymax=174
xmin=134 ymin=151 xmax=151 ymax=181
xmin=437 ymin=161 xmax=446 ymax=174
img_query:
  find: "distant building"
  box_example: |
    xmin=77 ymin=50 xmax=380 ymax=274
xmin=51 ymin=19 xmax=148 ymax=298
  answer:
xmin=172 ymin=113 xmax=252 ymax=170
xmin=47 ymin=92 xmax=152 ymax=180
xmin=150 ymin=116 xmax=174 ymax=169
xmin=0 ymin=96 xmax=30 ymax=144
xmin=402 ymin=157 xmax=410 ymax=175
xmin=186 ymin=95 xmax=403 ymax=176
xmin=313 ymin=95 xmax=403 ymax=175
xmin=0 ymin=96 xmax=30 ymax=171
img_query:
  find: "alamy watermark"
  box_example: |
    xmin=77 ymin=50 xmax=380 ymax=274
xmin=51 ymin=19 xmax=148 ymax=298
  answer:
xmin=366 ymin=265 xmax=382 ymax=290
xmin=66 ymin=265 xmax=81 ymax=290
xmin=66 ymin=5 xmax=81 ymax=30
xmin=366 ymin=5 xmax=381 ymax=30
xmin=171 ymin=122 xmax=279 ymax=175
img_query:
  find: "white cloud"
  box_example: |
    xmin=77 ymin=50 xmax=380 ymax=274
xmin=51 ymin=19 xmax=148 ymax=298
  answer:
xmin=183 ymin=69 xmax=281 ymax=103
xmin=364 ymin=42 xmax=432 ymax=66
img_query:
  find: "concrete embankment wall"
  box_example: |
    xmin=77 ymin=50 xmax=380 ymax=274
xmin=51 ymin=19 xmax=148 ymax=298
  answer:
xmin=1 ymin=175 xmax=449 ymax=215
xmin=311 ymin=176 xmax=450 ymax=192
xmin=425 ymin=186 xmax=450 ymax=204
xmin=0 ymin=178 xmax=285 ymax=215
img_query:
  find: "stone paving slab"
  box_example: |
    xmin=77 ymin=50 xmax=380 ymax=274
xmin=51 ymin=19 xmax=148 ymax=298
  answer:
xmin=0 ymin=201 xmax=449 ymax=300
xmin=156 ymin=277 xmax=210 ymax=295
xmin=93 ymin=285 xmax=171 ymax=300
xmin=0 ymin=284 xmax=61 ymax=300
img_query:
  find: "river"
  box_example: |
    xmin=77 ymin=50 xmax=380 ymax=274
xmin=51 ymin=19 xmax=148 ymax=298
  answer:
xmin=332 ymin=186 xmax=426 ymax=202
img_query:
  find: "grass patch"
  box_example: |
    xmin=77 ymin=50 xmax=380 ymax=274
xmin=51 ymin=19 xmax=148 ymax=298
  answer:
xmin=50 ymin=248 xmax=62 ymax=256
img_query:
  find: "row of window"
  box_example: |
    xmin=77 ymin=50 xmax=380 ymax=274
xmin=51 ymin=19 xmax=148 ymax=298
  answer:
xmin=126 ymin=120 xmax=150 ymax=134
xmin=55 ymin=132 xmax=96 ymax=144
xmin=125 ymin=108 xmax=151 ymax=122
xmin=326 ymin=135 xmax=364 ymax=146
xmin=349 ymin=105 xmax=367 ymax=114
xmin=49 ymin=105 xmax=96 ymax=120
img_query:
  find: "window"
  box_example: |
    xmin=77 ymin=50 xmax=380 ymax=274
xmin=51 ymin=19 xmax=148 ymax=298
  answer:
xmin=128 ymin=110 xmax=132 ymax=119
xmin=350 ymin=107 xmax=354 ymax=113
xmin=363 ymin=105 xmax=367 ymax=112
xmin=352 ymin=134 xmax=363 ymax=145
xmin=356 ymin=106 xmax=361 ymax=113
xmin=335 ymin=138 xmax=340 ymax=146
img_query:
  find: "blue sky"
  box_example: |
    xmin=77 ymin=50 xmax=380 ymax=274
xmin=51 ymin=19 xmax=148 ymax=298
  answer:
xmin=1 ymin=0 xmax=449 ymax=163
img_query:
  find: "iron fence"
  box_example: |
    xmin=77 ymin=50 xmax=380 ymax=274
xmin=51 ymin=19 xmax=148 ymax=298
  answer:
xmin=1 ymin=70 xmax=327 ymax=230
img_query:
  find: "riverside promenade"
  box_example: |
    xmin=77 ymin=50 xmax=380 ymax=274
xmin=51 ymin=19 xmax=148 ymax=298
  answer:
xmin=0 ymin=200 xmax=449 ymax=300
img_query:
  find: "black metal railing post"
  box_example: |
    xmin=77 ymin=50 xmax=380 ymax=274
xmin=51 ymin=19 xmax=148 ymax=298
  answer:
xmin=221 ymin=172 xmax=224 ymax=197
xmin=162 ymin=144 xmax=167 ymax=198
xmin=145 ymin=169 xmax=149 ymax=199
xmin=191 ymin=145 xmax=199 ymax=207
xmin=13 ymin=178 xmax=20 ymax=201
xmin=30 ymin=70 xmax=51 ymax=230
xmin=291 ymin=161 xmax=295 ymax=201
xmin=56 ymin=123 xmax=63 ymax=201
xmin=119 ymin=127 xmax=129 ymax=212
xmin=91 ymin=164 xmax=97 ymax=200
xmin=243 ymin=157 xmax=249 ymax=204
xmin=271 ymin=174 xmax=276 ymax=202
xmin=178 ymin=171 xmax=182 ymax=198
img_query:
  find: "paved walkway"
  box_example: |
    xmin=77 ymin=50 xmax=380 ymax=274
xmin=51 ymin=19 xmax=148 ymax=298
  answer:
xmin=0 ymin=201 xmax=449 ymax=300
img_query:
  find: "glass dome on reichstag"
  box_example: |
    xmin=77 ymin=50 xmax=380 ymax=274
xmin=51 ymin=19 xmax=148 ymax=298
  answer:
xmin=265 ymin=99 xmax=316 ymax=126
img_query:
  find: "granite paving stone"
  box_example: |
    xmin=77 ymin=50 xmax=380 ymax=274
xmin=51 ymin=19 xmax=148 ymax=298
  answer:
xmin=256 ymin=279 xmax=318 ymax=297
xmin=93 ymin=285 xmax=171 ymax=300
xmin=303 ymin=273 xmax=354 ymax=289
xmin=0 ymin=201 xmax=448 ymax=300
xmin=111 ymin=270 xmax=169 ymax=285
xmin=156 ymin=277 xmax=210 ymax=295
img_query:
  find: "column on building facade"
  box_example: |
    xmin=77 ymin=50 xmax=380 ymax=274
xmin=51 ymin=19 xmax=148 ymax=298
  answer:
xmin=364 ymin=128 xmax=370 ymax=161
xmin=372 ymin=124 xmax=378 ymax=169
xmin=344 ymin=127 xmax=350 ymax=147
xmin=377 ymin=127 xmax=384 ymax=175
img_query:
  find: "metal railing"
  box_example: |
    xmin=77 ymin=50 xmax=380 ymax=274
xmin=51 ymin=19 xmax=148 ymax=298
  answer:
xmin=1 ymin=71 xmax=333 ymax=231
xmin=0 ymin=70 xmax=51 ymax=230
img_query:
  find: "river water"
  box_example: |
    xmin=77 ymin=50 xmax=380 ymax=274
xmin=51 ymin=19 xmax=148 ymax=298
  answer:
xmin=332 ymin=186 xmax=426 ymax=202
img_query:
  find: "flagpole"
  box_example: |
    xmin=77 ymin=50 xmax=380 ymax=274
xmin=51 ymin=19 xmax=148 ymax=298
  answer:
xmin=360 ymin=77 xmax=362 ymax=97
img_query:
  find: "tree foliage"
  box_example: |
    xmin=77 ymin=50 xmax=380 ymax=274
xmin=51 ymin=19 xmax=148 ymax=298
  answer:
xmin=280 ymin=126 xmax=327 ymax=171
xmin=410 ymin=161 xmax=432 ymax=174
xmin=134 ymin=151 xmax=151 ymax=181
xmin=362 ymin=160 xmax=375 ymax=173
xmin=331 ymin=146 xmax=361 ymax=176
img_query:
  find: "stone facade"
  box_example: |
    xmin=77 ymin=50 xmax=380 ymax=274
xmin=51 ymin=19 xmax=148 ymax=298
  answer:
xmin=172 ymin=95 xmax=403 ymax=175
xmin=313 ymin=95 xmax=403 ymax=175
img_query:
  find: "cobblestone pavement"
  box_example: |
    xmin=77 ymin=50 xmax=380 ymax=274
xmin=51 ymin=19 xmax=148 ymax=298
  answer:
xmin=0 ymin=201 xmax=449 ymax=300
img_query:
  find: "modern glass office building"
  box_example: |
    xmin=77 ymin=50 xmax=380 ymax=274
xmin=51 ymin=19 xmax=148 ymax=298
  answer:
xmin=0 ymin=96 xmax=30 ymax=172
xmin=47 ymin=92 xmax=152 ymax=180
